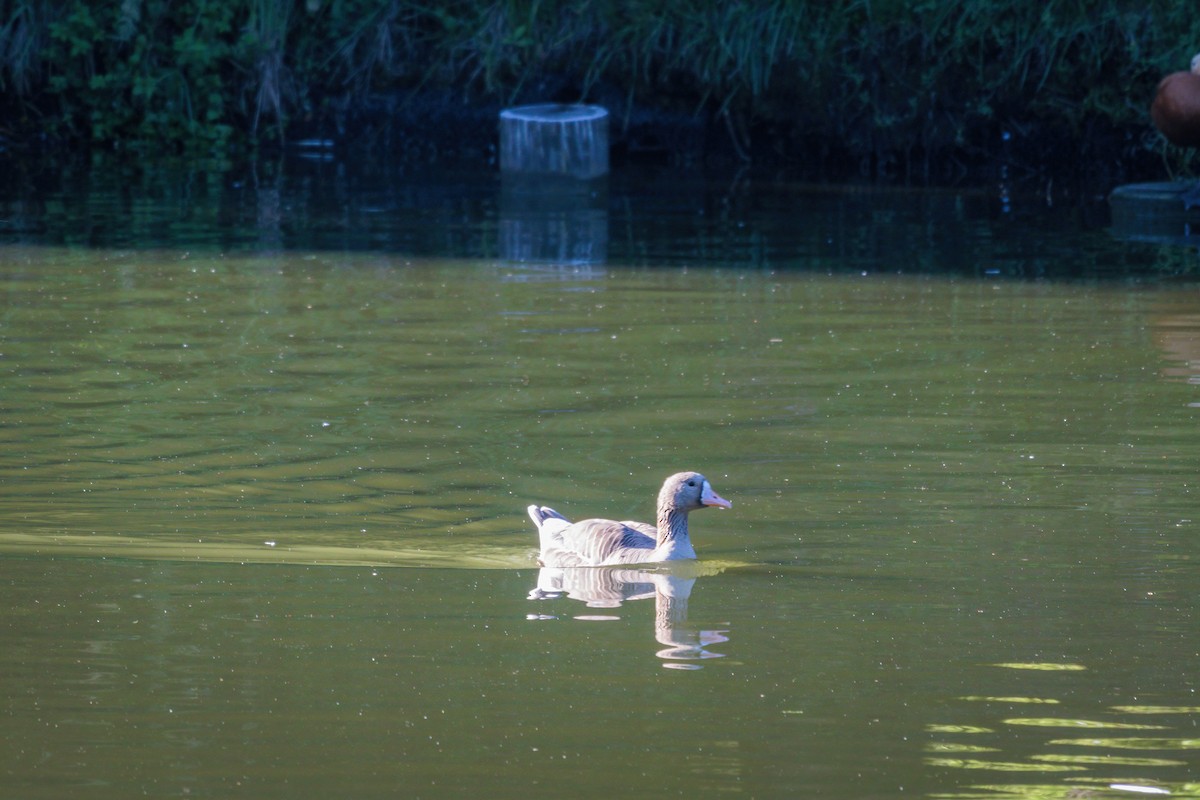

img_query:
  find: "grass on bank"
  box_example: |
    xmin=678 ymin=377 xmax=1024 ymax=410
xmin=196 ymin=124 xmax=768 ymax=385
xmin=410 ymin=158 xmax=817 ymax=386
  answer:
xmin=1 ymin=0 xmax=1199 ymax=177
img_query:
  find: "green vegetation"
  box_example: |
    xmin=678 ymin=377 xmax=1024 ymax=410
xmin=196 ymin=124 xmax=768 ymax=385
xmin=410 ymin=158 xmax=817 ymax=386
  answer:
xmin=2 ymin=0 xmax=1200 ymax=174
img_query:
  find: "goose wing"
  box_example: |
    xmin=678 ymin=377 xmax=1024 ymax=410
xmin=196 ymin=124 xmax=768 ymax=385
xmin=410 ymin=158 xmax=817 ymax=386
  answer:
xmin=618 ymin=520 xmax=657 ymax=538
xmin=555 ymin=518 xmax=656 ymax=565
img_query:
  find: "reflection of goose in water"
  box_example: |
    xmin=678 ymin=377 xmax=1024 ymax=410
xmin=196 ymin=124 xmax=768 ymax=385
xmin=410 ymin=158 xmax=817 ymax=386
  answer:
xmin=527 ymin=472 xmax=731 ymax=567
xmin=527 ymin=564 xmax=729 ymax=669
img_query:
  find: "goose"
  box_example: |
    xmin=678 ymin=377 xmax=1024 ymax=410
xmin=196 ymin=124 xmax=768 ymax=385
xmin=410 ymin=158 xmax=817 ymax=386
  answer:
xmin=1152 ymin=53 xmax=1200 ymax=149
xmin=527 ymin=471 xmax=731 ymax=567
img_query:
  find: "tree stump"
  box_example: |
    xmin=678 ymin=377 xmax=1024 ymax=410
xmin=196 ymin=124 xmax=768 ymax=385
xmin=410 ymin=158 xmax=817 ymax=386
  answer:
xmin=499 ymin=104 xmax=609 ymax=179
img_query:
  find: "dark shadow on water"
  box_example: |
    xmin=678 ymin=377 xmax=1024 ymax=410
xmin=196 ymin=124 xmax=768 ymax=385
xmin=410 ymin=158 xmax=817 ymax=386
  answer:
xmin=2 ymin=153 xmax=1194 ymax=281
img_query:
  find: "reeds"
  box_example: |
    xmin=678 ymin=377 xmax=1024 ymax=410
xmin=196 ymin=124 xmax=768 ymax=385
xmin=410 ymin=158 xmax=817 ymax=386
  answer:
xmin=2 ymin=0 xmax=1200 ymax=172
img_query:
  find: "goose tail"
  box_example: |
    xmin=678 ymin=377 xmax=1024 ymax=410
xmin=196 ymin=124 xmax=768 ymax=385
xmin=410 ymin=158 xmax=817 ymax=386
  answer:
xmin=527 ymin=504 xmax=572 ymax=555
xmin=527 ymin=504 xmax=569 ymax=528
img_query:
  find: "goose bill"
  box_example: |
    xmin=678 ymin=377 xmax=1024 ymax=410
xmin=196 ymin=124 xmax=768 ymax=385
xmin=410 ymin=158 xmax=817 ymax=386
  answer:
xmin=700 ymin=481 xmax=732 ymax=509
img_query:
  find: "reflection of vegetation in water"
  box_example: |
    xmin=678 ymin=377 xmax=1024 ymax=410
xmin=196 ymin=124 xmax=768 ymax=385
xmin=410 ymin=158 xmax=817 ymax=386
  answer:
xmin=960 ymin=696 xmax=1061 ymax=704
xmin=1045 ymin=737 xmax=1200 ymax=751
xmin=925 ymin=684 xmax=1199 ymax=798
xmin=989 ymin=662 xmax=1088 ymax=671
xmin=1114 ymin=706 xmax=1200 ymax=714
xmin=1032 ymin=753 xmax=1186 ymax=767
xmin=4 ymin=0 xmax=1200 ymax=171
xmin=1003 ymin=718 xmax=1167 ymax=730
xmin=925 ymin=757 xmax=1086 ymax=772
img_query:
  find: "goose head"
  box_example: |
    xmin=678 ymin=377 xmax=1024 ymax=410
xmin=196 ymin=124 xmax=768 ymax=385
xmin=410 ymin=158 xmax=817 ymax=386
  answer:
xmin=659 ymin=472 xmax=732 ymax=514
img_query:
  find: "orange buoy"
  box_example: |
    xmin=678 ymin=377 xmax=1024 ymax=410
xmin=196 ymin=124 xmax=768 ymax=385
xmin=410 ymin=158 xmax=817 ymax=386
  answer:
xmin=1152 ymin=54 xmax=1200 ymax=147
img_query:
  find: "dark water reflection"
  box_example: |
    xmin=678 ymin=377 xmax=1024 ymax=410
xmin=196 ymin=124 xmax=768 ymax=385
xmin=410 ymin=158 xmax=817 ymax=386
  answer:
xmin=5 ymin=157 xmax=1193 ymax=279
xmin=1 ymin=160 xmax=1199 ymax=798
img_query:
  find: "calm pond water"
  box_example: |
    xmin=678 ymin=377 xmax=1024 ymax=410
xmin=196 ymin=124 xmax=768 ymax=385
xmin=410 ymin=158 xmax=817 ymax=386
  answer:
xmin=1 ymin=160 xmax=1198 ymax=799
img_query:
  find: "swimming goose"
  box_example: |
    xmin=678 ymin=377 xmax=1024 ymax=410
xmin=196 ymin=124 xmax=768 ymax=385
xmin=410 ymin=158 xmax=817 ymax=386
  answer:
xmin=527 ymin=471 xmax=731 ymax=567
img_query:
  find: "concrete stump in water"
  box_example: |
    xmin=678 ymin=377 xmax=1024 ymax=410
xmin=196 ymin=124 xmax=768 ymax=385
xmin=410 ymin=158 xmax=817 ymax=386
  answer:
xmin=498 ymin=104 xmax=609 ymax=264
xmin=499 ymin=104 xmax=609 ymax=179
xmin=1109 ymin=182 xmax=1200 ymax=245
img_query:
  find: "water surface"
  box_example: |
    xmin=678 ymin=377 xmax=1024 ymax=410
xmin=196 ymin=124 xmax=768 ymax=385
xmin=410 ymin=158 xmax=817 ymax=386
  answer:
xmin=1 ymin=164 xmax=1198 ymax=798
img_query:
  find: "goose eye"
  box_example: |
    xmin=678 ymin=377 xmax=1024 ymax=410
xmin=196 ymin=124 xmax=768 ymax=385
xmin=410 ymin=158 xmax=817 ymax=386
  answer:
xmin=687 ymin=480 xmax=696 ymax=487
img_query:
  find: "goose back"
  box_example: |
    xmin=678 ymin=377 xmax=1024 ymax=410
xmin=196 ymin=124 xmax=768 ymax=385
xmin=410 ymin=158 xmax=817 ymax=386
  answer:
xmin=548 ymin=519 xmax=658 ymax=566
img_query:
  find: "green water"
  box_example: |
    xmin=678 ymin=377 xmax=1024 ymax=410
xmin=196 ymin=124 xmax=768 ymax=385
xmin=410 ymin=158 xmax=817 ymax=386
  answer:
xmin=1 ymin=168 xmax=1198 ymax=798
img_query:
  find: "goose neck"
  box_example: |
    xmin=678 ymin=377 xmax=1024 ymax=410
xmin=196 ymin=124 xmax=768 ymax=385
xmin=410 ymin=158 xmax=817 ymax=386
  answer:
xmin=656 ymin=507 xmax=689 ymax=545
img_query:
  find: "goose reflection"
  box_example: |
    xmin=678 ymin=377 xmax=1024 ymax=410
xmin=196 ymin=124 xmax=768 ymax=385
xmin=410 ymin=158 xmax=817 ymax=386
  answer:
xmin=527 ymin=564 xmax=729 ymax=669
